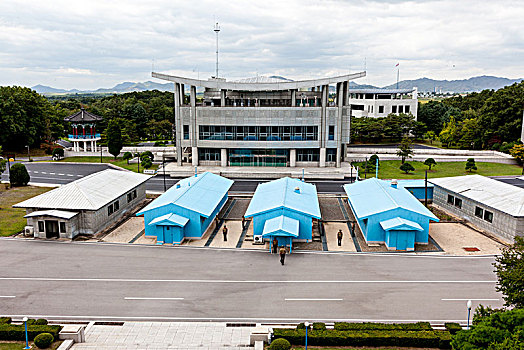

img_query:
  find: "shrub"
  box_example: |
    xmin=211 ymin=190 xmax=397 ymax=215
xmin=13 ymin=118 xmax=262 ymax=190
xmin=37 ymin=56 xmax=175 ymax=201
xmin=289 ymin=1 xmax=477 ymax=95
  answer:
xmin=34 ymin=319 xmax=48 ymax=325
xmin=400 ymin=162 xmax=415 ymax=174
xmin=465 ymin=158 xmax=477 ymax=172
xmin=334 ymin=322 xmax=432 ymax=331
xmin=0 ymin=317 xmax=11 ymax=324
xmin=141 ymin=157 xmax=153 ymax=169
xmin=122 ymin=151 xmax=133 ymax=164
xmin=491 ymin=143 xmax=501 ymax=151
xmin=141 ymin=150 xmax=154 ymax=162
xmin=369 ymin=154 xmax=379 ymax=165
xmin=0 ymin=324 xmax=61 ymax=341
xmin=9 ymin=163 xmax=30 ymax=186
xmin=34 ymin=332 xmax=54 ymax=349
xmin=269 ymin=338 xmax=291 ymax=350
xmin=444 ymin=322 xmax=462 ymax=334
xmin=296 ymin=322 xmax=311 ymax=330
xmin=52 ymin=148 xmax=64 ymax=159
xmin=312 ymin=322 xmax=326 ymax=331
xmin=154 ymin=141 xmax=166 ymax=146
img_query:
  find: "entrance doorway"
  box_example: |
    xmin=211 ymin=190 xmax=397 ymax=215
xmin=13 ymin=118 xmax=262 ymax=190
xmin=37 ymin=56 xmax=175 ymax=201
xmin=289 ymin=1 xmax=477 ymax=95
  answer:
xmin=45 ymin=220 xmax=59 ymax=238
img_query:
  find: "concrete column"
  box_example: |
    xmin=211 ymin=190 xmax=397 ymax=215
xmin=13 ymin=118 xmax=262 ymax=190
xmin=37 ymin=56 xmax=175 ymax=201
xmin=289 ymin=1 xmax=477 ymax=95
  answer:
xmin=191 ymin=146 xmax=198 ymax=166
xmin=94 ymin=140 xmax=97 ymax=152
xmin=319 ymin=148 xmax=326 ymax=167
xmin=221 ymin=149 xmax=227 ymax=167
xmin=83 ymin=141 xmax=87 ymax=152
xmin=343 ymin=81 xmax=348 ymax=105
xmin=321 ymin=85 xmax=328 ymax=149
xmin=174 ymin=83 xmax=182 ymax=166
xmin=190 ymin=85 xmax=197 ymax=147
xmin=291 ymin=90 xmax=296 ymax=107
xmin=220 ymin=90 xmax=226 ymax=106
xmin=336 ymin=82 xmax=344 ymax=168
xmin=290 ymin=149 xmax=296 ymax=167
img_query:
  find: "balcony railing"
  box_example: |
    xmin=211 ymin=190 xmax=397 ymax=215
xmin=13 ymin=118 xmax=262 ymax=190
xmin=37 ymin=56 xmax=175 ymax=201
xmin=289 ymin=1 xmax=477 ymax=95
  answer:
xmin=68 ymin=133 xmax=101 ymax=140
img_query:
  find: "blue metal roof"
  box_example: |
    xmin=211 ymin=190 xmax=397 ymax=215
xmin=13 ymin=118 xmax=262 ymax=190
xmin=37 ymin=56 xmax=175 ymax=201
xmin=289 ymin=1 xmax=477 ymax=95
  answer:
xmin=148 ymin=213 xmax=189 ymax=227
xmin=380 ymin=217 xmax=423 ymax=231
xmin=397 ymin=179 xmax=434 ymax=189
xmin=262 ymin=215 xmax=299 ymax=237
xmin=343 ymin=178 xmax=438 ymax=221
xmin=244 ymin=177 xmax=321 ymax=219
xmin=137 ymin=172 xmax=234 ymax=217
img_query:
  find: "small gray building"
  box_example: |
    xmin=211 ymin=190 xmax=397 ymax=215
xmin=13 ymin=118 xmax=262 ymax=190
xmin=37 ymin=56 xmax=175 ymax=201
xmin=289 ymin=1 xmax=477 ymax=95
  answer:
xmin=430 ymin=175 xmax=524 ymax=242
xmin=14 ymin=169 xmax=150 ymax=239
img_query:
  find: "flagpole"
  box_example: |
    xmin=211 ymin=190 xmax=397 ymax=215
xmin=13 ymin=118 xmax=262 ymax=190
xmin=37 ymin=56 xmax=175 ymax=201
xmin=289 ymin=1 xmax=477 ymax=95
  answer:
xmin=396 ymin=66 xmax=399 ymax=89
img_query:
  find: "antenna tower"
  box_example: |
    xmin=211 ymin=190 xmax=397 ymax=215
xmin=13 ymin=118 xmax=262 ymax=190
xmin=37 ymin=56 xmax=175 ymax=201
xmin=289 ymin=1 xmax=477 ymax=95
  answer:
xmin=214 ymin=22 xmax=220 ymax=78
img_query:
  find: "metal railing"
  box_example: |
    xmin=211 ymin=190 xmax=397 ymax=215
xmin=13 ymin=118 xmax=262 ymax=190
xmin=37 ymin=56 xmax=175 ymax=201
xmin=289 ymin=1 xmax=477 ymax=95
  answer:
xmin=68 ymin=133 xmax=101 ymax=139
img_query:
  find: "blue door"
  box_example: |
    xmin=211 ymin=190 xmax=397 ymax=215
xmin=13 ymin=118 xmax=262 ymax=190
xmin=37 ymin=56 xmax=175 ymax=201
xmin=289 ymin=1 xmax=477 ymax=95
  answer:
xmin=396 ymin=231 xmax=414 ymax=251
xmin=163 ymin=226 xmax=173 ymax=244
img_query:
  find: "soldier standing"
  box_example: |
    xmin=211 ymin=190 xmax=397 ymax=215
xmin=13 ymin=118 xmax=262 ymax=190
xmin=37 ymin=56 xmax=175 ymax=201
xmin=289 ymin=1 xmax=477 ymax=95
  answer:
xmin=337 ymin=229 xmax=343 ymax=246
xmin=279 ymin=246 xmax=286 ymax=265
xmin=223 ymin=225 xmax=228 ymax=241
xmin=272 ymin=237 xmax=278 ymax=254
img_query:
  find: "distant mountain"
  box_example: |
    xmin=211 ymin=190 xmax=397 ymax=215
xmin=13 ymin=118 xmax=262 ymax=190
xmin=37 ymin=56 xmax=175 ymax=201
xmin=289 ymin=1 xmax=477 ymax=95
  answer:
xmin=30 ymin=75 xmax=523 ymax=95
xmin=383 ymin=75 xmax=523 ymax=93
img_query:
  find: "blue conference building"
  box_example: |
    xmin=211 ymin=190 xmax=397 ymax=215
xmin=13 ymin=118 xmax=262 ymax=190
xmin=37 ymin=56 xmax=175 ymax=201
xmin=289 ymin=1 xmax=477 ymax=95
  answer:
xmin=397 ymin=179 xmax=434 ymax=201
xmin=244 ymin=177 xmax=321 ymax=252
xmin=344 ymin=178 xmax=438 ymax=251
xmin=137 ymin=172 xmax=233 ymax=244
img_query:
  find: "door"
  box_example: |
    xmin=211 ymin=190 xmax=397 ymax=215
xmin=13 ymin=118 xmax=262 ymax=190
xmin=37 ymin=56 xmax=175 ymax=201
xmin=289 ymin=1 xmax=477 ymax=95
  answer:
xmin=396 ymin=231 xmax=410 ymax=251
xmin=45 ymin=220 xmax=59 ymax=238
xmin=163 ymin=226 xmax=173 ymax=244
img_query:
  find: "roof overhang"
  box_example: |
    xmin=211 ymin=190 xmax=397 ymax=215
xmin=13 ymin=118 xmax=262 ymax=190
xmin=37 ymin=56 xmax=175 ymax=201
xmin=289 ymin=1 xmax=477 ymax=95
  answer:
xmin=152 ymin=71 xmax=366 ymax=91
xmin=262 ymin=215 xmax=299 ymax=237
xmin=24 ymin=210 xmax=79 ymax=220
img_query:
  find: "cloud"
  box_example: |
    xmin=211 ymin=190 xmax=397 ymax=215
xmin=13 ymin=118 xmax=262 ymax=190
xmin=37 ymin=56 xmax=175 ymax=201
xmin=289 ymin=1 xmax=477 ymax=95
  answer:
xmin=0 ymin=0 xmax=523 ymax=89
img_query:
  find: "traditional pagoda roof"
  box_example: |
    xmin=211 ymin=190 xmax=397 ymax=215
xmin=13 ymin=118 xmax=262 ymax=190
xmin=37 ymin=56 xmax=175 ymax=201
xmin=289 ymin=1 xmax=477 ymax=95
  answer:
xmin=64 ymin=108 xmax=103 ymax=122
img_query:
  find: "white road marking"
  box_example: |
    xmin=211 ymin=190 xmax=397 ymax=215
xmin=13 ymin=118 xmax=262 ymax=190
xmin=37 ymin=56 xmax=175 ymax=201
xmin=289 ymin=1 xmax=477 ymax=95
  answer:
xmin=58 ymin=173 xmax=65 ymax=176
xmin=67 ymin=174 xmax=74 ymax=177
xmin=76 ymin=175 xmax=82 ymax=177
xmin=0 ymin=296 xmax=16 ymax=298
xmin=40 ymin=172 xmax=47 ymax=174
xmin=125 ymin=297 xmax=184 ymax=300
xmin=285 ymin=298 xmax=343 ymax=301
xmin=0 ymin=277 xmax=497 ymax=284
xmin=442 ymin=298 xmax=500 ymax=301
xmin=49 ymin=172 xmax=56 ymax=175
xmin=33 ymin=171 xmax=39 ymax=174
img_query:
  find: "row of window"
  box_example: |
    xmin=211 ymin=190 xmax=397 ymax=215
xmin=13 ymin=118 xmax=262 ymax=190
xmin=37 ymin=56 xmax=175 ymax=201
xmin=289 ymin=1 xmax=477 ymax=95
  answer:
xmin=196 ymin=125 xmax=320 ymax=141
xmin=447 ymin=194 xmax=493 ymax=223
xmin=37 ymin=221 xmax=66 ymax=233
xmin=108 ymin=200 xmax=120 ymax=216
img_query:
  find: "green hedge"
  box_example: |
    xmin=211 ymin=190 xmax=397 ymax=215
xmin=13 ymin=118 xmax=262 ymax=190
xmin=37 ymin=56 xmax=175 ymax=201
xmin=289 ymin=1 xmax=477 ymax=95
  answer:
xmin=0 ymin=324 xmax=61 ymax=341
xmin=0 ymin=318 xmax=11 ymax=324
xmin=334 ymin=321 xmax=433 ymax=331
xmin=444 ymin=322 xmax=462 ymax=334
xmin=273 ymin=328 xmax=451 ymax=349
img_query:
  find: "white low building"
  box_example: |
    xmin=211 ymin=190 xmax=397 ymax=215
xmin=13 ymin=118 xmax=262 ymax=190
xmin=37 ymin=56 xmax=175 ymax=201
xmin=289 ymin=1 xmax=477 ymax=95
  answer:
xmin=430 ymin=175 xmax=524 ymax=242
xmin=348 ymin=88 xmax=418 ymax=119
xmin=14 ymin=170 xmax=151 ymax=239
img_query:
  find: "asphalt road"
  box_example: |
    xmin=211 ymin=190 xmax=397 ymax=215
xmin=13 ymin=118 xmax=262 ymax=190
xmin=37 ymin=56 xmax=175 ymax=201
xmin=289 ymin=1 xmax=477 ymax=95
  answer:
xmin=0 ymin=239 xmax=502 ymax=323
xmin=1 ymin=162 xmax=351 ymax=193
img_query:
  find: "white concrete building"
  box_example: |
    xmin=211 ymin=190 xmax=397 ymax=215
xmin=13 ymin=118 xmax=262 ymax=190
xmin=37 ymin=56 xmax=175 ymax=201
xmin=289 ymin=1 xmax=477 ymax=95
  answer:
xmin=14 ymin=170 xmax=150 ymax=239
xmin=430 ymin=175 xmax=524 ymax=242
xmin=152 ymin=71 xmax=366 ymax=168
xmin=348 ymin=88 xmax=418 ymax=119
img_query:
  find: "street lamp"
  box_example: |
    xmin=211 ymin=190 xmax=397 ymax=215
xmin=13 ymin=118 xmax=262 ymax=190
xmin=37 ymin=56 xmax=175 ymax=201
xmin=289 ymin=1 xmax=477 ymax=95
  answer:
xmin=304 ymin=321 xmax=310 ymax=350
xmin=25 ymin=145 xmax=30 ymax=161
xmin=467 ymin=300 xmax=472 ymax=330
xmin=23 ymin=316 xmax=30 ymax=349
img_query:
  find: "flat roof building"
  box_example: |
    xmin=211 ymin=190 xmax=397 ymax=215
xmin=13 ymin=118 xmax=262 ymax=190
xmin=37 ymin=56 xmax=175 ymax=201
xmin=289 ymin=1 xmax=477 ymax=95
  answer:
xmin=14 ymin=170 xmax=150 ymax=239
xmin=344 ymin=178 xmax=438 ymax=251
xmin=348 ymin=88 xmax=418 ymax=119
xmin=244 ymin=177 xmax=321 ymax=251
xmin=153 ymin=71 xmax=366 ymax=168
xmin=430 ymin=175 xmax=524 ymax=242
xmin=137 ymin=172 xmax=233 ymax=244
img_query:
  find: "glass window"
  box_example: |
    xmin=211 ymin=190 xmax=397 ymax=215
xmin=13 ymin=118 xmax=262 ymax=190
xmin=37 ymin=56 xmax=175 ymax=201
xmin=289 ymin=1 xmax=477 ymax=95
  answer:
xmin=405 ymin=105 xmax=410 ymax=113
xmin=484 ymin=210 xmax=493 ymax=223
xmin=183 ymin=125 xmax=189 ymax=140
xmin=328 ymin=126 xmax=335 ymax=140
xmin=378 ymin=105 xmax=384 ymax=113
xmin=447 ymin=194 xmax=455 ymax=205
xmin=398 ymin=105 xmax=404 ymax=113
xmin=475 ymin=206 xmax=484 ymax=218
xmin=38 ymin=221 xmax=45 ymax=232
xmin=454 ymin=197 xmax=462 ymax=208
xmin=114 ymin=200 xmax=119 ymax=211
xmin=59 ymin=222 xmax=66 ymax=233
xmin=108 ymin=204 xmax=114 ymax=216
xmin=392 ymin=105 xmax=397 ymax=113
xmin=133 ymin=190 xmax=137 ymax=199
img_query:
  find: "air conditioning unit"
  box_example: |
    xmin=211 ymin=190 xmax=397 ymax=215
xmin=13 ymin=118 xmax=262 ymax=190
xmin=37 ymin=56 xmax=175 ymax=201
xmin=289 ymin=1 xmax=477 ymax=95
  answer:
xmin=24 ymin=226 xmax=34 ymax=236
xmin=253 ymin=235 xmax=264 ymax=245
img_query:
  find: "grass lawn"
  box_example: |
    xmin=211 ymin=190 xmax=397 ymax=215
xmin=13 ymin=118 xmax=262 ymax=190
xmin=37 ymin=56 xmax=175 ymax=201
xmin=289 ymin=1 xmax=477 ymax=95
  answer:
xmin=0 ymin=341 xmax=62 ymax=349
xmin=0 ymin=186 xmax=53 ymax=237
xmin=354 ymin=160 xmax=523 ymax=180
xmin=57 ymin=156 xmax=159 ymax=173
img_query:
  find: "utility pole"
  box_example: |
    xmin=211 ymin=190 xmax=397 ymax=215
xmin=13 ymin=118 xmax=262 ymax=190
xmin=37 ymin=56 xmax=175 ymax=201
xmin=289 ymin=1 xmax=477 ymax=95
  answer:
xmin=424 ymin=170 xmax=428 ymax=207
xmin=163 ymin=151 xmax=166 ymax=192
xmin=214 ymin=22 xmax=220 ymax=78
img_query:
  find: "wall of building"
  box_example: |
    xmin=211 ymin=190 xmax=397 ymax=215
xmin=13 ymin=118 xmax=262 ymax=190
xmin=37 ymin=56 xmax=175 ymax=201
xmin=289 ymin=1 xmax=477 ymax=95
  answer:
xmin=27 ymin=212 xmax=80 ymax=239
xmin=251 ymin=207 xmax=313 ymax=242
xmin=432 ymin=186 xmax=521 ymax=242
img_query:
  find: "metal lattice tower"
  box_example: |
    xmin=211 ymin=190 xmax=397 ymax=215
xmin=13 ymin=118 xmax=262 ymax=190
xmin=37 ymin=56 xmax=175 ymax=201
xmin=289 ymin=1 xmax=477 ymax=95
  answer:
xmin=214 ymin=22 xmax=220 ymax=78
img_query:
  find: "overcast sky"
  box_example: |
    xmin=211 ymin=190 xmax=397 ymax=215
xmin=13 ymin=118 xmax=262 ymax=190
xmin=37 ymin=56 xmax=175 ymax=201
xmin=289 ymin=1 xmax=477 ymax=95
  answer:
xmin=1 ymin=0 xmax=523 ymax=90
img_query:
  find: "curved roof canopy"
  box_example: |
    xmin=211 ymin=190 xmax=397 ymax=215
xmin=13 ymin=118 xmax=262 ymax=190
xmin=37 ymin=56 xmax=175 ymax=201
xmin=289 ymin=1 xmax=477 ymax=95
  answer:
xmin=64 ymin=108 xmax=103 ymax=122
xmin=152 ymin=71 xmax=366 ymax=91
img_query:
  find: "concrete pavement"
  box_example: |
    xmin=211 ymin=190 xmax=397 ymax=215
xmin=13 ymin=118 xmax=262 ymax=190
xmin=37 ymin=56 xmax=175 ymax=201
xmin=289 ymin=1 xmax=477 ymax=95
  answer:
xmin=0 ymin=239 xmax=502 ymax=323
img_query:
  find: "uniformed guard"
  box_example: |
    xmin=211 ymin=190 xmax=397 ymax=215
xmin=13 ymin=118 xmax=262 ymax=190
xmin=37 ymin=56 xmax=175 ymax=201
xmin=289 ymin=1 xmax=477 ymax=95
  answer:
xmin=279 ymin=246 xmax=286 ymax=265
xmin=223 ymin=225 xmax=228 ymax=241
xmin=337 ymin=229 xmax=343 ymax=246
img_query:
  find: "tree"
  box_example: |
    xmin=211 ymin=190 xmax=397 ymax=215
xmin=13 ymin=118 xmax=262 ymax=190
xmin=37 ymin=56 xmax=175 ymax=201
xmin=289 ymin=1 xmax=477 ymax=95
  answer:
xmin=122 ymin=151 xmax=132 ymax=165
xmin=141 ymin=150 xmax=154 ymax=162
xmin=510 ymin=144 xmax=524 ymax=174
xmin=106 ymin=120 xmax=123 ymax=159
xmin=423 ymin=158 xmax=437 ymax=170
xmin=396 ymin=137 xmax=413 ymax=164
xmin=439 ymin=115 xmax=458 ymax=148
xmin=369 ymin=154 xmax=379 ymax=166
xmin=400 ymin=162 xmax=415 ymax=174
xmin=493 ymin=236 xmax=524 ymax=308
xmin=465 ymin=158 xmax=477 ymax=172
xmin=9 ymin=163 xmax=30 ymax=186
xmin=0 ymin=146 xmax=5 ymax=174
xmin=141 ymin=157 xmax=153 ymax=170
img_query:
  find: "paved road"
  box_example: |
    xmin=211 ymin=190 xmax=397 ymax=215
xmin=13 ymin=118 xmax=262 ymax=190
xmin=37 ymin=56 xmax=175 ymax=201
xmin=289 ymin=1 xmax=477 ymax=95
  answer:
xmin=0 ymin=239 xmax=502 ymax=322
xmin=1 ymin=162 xmax=352 ymax=193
